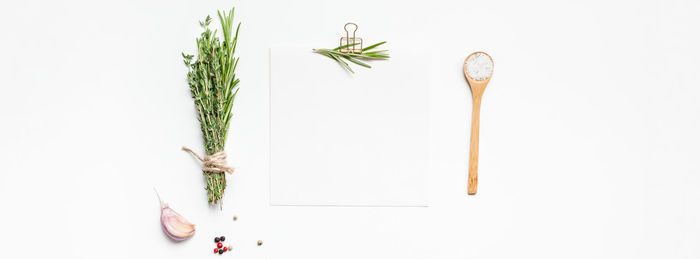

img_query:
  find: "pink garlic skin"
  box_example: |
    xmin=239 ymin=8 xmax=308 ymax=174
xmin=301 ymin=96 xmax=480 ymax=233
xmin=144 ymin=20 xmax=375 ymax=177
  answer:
xmin=160 ymin=204 xmax=196 ymax=241
xmin=156 ymin=189 xmax=195 ymax=241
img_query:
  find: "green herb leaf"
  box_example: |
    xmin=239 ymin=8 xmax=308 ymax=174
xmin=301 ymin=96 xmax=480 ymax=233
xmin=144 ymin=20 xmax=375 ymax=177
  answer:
xmin=361 ymin=41 xmax=386 ymax=51
xmin=343 ymin=55 xmax=371 ymax=68
xmin=327 ymin=53 xmax=354 ymax=73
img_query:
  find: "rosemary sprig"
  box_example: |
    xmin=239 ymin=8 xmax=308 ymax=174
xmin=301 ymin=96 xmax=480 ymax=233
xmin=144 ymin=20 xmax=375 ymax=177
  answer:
xmin=313 ymin=41 xmax=389 ymax=73
xmin=182 ymin=8 xmax=240 ymax=207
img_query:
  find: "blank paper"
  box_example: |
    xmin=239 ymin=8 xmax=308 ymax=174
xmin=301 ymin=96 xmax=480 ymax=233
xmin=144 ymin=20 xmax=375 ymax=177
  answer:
xmin=270 ymin=46 xmax=430 ymax=206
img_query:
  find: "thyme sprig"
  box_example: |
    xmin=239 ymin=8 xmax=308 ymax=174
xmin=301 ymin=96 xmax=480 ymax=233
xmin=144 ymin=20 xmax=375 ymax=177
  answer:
xmin=182 ymin=8 xmax=240 ymax=207
xmin=313 ymin=41 xmax=389 ymax=73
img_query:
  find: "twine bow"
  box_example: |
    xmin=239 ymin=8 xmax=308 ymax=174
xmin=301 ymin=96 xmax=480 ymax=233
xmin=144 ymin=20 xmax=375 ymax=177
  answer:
xmin=182 ymin=146 xmax=235 ymax=174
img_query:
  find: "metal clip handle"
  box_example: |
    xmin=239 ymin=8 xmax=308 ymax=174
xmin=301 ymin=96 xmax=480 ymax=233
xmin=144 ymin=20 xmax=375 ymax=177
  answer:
xmin=340 ymin=22 xmax=362 ymax=53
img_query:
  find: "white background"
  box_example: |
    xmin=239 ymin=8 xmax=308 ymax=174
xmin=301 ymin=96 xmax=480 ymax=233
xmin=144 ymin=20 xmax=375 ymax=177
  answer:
xmin=0 ymin=0 xmax=699 ymax=258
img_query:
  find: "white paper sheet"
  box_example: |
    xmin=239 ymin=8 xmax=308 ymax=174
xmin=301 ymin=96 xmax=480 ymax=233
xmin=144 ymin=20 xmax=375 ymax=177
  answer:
xmin=270 ymin=46 xmax=430 ymax=206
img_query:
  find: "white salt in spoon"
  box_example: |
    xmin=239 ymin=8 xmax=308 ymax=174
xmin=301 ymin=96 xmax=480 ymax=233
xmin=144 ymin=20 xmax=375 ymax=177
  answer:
xmin=463 ymin=52 xmax=494 ymax=195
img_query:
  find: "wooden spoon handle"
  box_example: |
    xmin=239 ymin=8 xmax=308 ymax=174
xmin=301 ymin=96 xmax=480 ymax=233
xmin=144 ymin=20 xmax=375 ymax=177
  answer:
xmin=468 ymin=96 xmax=482 ymax=194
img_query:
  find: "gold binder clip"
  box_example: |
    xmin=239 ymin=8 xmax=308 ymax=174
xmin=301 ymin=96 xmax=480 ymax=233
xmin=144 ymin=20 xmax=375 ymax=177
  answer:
xmin=339 ymin=23 xmax=363 ymax=54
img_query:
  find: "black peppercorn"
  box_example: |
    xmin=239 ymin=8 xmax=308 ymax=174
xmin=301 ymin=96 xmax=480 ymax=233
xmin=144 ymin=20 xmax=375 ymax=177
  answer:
xmin=218 ymin=249 xmax=224 ymax=254
xmin=220 ymin=236 xmax=226 ymax=242
xmin=214 ymin=237 xmax=220 ymax=243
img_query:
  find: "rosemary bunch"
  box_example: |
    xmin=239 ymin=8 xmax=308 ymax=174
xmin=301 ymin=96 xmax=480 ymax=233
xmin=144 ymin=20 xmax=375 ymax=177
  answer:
xmin=182 ymin=8 xmax=240 ymax=206
xmin=313 ymin=41 xmax=389 ymax=73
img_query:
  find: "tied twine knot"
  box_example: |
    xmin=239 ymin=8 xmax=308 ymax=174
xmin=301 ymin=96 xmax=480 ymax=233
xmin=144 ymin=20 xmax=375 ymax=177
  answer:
xmin=182 ymin=146 xmax=235 ymax=174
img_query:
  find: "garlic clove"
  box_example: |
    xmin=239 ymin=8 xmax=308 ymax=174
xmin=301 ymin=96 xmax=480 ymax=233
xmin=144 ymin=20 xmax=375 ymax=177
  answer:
xmin=155 ymin=189 xmax=195 ymax=241
xmin=161 ymin=205 xmax=196 ymax=240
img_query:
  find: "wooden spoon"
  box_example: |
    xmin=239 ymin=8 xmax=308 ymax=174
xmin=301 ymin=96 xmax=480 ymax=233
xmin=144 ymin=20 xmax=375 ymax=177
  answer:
xmin=463 ymin=52 xmax=494 ymax=195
